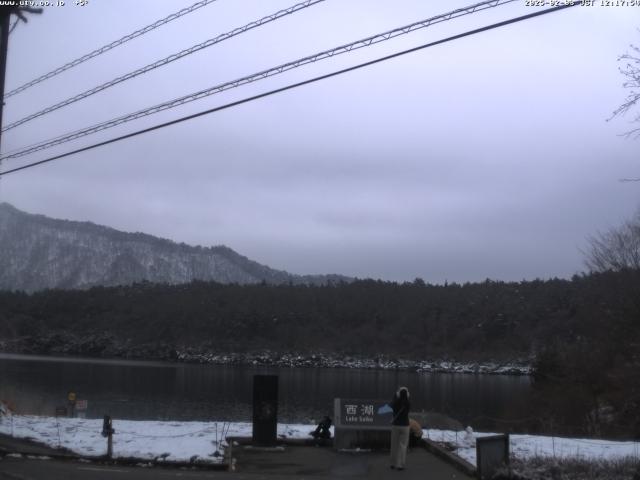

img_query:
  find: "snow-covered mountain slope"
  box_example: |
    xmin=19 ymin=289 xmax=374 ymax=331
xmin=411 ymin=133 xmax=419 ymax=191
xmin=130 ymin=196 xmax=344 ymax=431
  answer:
xmin=0 ymin=203 xmax=348 ymax=292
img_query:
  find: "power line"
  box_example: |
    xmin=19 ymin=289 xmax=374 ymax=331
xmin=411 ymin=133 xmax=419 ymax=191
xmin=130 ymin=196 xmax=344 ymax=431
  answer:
xmin=2 ymin=0 xmax=326 ymax=132
xmin=4 ymin=0 xmax=219 ymax=99
xmin=0 ymin=4 xmax=579 ymax=178
xmin=1 ymin=0 xmax=518 ymax=159
xmin=0 ymin=121 xmax=101 ymax=158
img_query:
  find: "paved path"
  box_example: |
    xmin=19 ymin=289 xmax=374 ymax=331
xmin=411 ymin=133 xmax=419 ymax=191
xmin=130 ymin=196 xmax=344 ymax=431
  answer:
xmin=1 ymin=433 xmax=474 ymax=479
xmin=0 ymin=456 xmax=226 ymax=480
xmin=0 ymin=433 xmax=74 ymax=457
xmin=231 ymin=444 xmax=474 ymax=479
xmin=0 ymin=449 xmax=473 ymax=480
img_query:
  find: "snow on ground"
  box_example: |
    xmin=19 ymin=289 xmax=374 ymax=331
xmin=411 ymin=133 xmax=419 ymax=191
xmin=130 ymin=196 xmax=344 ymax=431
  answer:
xmin=425 ymin=429 xmax=640 ymax=467
xmin=0 ymin=414 xmax=315 ymax=463
xmin=2 ymin=414 xmax=639 ymax=466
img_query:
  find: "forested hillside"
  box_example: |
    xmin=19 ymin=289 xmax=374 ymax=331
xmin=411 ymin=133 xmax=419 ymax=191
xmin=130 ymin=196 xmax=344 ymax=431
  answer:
xmin=1 ymin=271 xmax=637 ymax=360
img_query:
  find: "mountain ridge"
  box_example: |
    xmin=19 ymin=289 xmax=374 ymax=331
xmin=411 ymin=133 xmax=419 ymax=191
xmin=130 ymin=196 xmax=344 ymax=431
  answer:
xmin=0 ymin=202 xmax=350 ymax=292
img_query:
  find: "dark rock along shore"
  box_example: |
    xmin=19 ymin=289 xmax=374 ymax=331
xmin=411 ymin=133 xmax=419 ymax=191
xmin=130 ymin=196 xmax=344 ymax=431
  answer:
xmin=0 ymin=332 xmax=531 ymax=375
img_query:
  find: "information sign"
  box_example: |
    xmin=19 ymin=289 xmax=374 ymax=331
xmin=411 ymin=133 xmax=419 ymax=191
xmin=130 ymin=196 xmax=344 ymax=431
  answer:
xmin=337 ymin=399 xmax=393 ymax=427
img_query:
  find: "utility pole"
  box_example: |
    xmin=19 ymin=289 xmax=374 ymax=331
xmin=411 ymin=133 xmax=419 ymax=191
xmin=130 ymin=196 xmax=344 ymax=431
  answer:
xmin=0 ymin=7 xmax=11 ymax=154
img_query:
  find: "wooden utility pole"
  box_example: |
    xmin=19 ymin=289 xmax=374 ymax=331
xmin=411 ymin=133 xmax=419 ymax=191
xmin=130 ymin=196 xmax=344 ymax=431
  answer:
xmin=0 ymin=8 xmax=11 ymax=153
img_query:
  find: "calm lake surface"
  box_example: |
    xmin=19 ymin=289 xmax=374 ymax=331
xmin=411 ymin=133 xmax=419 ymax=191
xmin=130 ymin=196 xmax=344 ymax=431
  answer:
xmin=0 ymin=353 xmax=532 ymax=427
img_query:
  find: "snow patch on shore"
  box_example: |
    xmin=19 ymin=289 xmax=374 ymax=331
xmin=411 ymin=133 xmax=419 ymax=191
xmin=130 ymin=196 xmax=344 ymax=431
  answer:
xmin=0 ymin=415 xmax=314 ymax=463
xmin=425 ymin=429 xmax=640 ymax=466
xmin=1 ymin=415 xmax=638 ymax=466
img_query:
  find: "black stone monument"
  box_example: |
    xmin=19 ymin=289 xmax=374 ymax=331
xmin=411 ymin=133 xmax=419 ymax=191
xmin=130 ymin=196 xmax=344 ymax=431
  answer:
xmin=252 ymin=374 xmax=278 ymax=446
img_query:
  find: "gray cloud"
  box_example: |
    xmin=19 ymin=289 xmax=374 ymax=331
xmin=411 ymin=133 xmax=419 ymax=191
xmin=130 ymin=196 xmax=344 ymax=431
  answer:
xmin=1 ymin=0 xmax=638 ymax=282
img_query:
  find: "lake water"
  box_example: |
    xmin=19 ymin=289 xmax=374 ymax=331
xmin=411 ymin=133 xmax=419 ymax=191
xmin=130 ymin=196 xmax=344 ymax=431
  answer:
xmin=0 ymin=353 xmax=532 ymax=429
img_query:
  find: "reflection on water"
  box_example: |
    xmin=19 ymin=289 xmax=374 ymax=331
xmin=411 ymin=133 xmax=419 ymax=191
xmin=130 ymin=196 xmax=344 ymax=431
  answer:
xmin=0 ymin=353 xmax=531 ymax=426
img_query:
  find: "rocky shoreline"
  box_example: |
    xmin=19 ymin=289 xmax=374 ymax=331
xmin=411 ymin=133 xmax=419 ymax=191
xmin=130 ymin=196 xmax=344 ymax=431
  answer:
xmin=0 ymin=333 xmax=532 ymax=375
xmin=175 ymin=350 xmax=532 ymax=375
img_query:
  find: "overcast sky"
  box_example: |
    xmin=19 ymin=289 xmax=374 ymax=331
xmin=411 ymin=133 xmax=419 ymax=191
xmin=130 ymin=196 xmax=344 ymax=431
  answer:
xmin=0 ymin=0 xmax=638 ymax=282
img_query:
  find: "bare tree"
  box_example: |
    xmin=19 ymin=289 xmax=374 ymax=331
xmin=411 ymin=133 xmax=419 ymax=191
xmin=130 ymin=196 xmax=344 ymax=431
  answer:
xmin=607 ymin=39 xmax=640 ymax=184
xmin=585 ymin=210 xmax=640 ymax=272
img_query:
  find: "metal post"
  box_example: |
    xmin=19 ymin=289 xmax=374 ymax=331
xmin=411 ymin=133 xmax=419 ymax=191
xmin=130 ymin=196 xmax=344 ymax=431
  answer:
xmin=102 ymin=414 xmax=115 ymax=459
xmin=107 ymin=430 xmax=113 ymax=459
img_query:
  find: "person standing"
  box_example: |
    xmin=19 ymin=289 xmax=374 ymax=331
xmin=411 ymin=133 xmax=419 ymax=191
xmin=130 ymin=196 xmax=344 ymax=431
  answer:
xmin=389 ymin=386 xmax=411 ymax=470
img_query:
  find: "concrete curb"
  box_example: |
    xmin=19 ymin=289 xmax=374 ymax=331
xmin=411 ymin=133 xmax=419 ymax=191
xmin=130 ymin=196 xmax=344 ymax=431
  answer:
xmin=0 ymin=448 xmax=230 ymax=470
xmin=0 ymin=435 xmax=229 ymax=471
xmin=227 ymin=435 xmax=333 ymax=448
